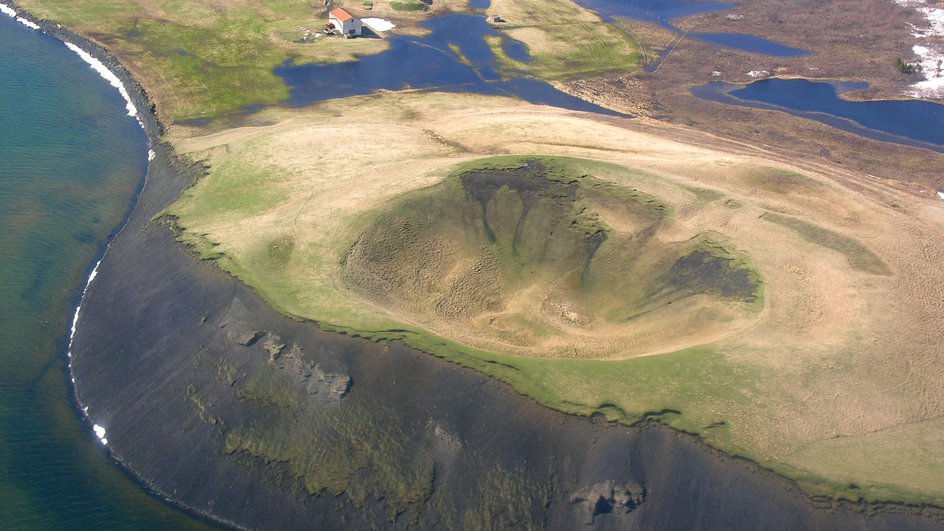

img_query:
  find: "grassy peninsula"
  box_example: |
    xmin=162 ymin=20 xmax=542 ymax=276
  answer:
xmin=24 ymin=0 xmax=944 ymax=511
xmin=167 ymin=91 xmax=944 ymax=505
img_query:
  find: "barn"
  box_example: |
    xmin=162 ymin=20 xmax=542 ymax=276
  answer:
xmin=328 ymin=7 xmax=362 ymax=37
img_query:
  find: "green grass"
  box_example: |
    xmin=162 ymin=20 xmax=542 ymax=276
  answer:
xmin=483 ymin=0 xmax=640 ymax=80
xmin=762 ymin=212 xmax=890 ymax=275
xmin=19 ymin=0 xmax=388 ymax=122
xmin=21 ymin=0 xmax=637 ymax=120
xmin=171 ymin=153 xmax=760 ymax=432
xmin=749 ymin=167 xmax=825 ymax=195
xmin=390 ymin=1 xmax=427 ymax=11
xmin=489 ymin=27 xmax=639 ymax=80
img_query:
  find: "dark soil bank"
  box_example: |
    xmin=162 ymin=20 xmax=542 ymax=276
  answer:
xmin=67 ymin=144 xmax=944 ymax=529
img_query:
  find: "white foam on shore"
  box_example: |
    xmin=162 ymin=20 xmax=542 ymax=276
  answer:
xmin=67 ymin=258 xmax=102 ymax=360
xmin=1 ymin=2 xmax=40 ymax=30
xmin=67 ymin=140 xmax=153 ymax=451
xmin=93 ymin=424 xmax=108 ymax=446
xmin=8 ymin=0 xmax=155 ymax=456
xmin=362 ymin=18 xmax=396 ymax=32
xmin=17 ymin=17 xmax=38 ymax=29
xmin=63 ymin=42 xmax=138 ymax=117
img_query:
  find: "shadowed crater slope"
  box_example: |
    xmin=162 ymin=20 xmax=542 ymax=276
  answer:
xmin=341 ymin=156 xmax=762 ymax=359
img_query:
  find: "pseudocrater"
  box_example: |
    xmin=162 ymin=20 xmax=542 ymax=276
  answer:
xmin=341 ymin=156 xmax=763 ymax=359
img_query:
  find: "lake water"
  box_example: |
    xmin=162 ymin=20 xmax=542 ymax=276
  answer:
xmin=277 ymin=0 xmax=810 ymax=114
xmin=573 ymin=0 xmax=809 ymax=56
xmin=691 ymin=32 xmax=809 ymax=57
xmin=276 ymin=14 xmax=620 ymax=116
xmin=693 ymin=78 xmax=944 ymax=150
xmin=572 ymin=0 xmax=733 ymax=24
xmin=0 ymin=14 xmax=210 ymax=529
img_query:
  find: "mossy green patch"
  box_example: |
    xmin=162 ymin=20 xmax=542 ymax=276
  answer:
xmin=391 ymin=1 xmax=428 ymax=11
xmin=748 ymin=167 xmax=825 ymax=195
xmin=224 ymin=364 xmax=435 ymax=517
xmin=762 ymin=212 xmax=890 ymax=275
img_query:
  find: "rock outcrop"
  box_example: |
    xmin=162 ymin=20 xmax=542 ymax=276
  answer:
xmin=570 ymin=480 xmax=646 ymax=525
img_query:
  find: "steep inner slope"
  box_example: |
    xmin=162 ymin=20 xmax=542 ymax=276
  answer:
xmin=342 ymin=157 xmax=761 ymax=359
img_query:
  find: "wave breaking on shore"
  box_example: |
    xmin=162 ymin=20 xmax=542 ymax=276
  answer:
xmin=0 ymin=2 xmax=40 ymax=30
xmin=63 ymin=42 xmax=139 ymax=118
xmin=4 ymin=1 xmax=156 ymax=449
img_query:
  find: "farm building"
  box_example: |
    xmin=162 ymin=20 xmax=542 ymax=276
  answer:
xmin=328 ymin=8 xmax=362 ymax=37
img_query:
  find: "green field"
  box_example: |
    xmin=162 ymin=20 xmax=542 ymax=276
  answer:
xmin=19 ymin=0 xmax=389 ymax=122
xmin=484 ymin=0 xmax=640 ymax=79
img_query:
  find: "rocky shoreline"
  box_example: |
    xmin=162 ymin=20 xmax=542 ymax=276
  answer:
xmin=8 ymin=2 xmax=944 ymax=527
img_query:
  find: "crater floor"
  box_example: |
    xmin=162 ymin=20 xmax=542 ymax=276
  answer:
xmin=342 ymin=156 xmax=762 ymax=359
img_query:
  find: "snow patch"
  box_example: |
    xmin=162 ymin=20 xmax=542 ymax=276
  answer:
xmin=63 ymin=42 xmax=138 ymax=117
xmin=917 ymin=6 xmax=944 ymax=36
xmin=362 ymin=18 xmax=395 ymax=32
xmin=895 ymin=0 xmax=944 ymax=98
xmin=938 ymin=190 xmax=944 ymax=200
xmin=910 ymin=44 xmax=944 ymax=97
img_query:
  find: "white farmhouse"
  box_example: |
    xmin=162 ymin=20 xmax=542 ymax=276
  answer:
xmin=328 ymin=7 xmax=362 ymax=37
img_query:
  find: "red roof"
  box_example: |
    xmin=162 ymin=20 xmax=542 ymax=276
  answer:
xmin=329 ymin=8 xmax=354 ymax=22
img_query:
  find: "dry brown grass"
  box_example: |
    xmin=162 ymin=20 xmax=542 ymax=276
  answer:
xmin=167 ymin=91 xmax=944 ymax=503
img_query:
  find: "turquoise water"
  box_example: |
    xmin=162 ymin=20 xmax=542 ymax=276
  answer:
xmin=0 ymin=15 xmax=209 ymax=529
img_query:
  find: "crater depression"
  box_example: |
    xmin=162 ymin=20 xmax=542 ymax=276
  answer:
xmin=341 ymin=157 xmax=762 ymax=359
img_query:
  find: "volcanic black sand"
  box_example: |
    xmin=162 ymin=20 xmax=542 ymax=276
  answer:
xmin=63 ymin=138 xmax=944 ymax=529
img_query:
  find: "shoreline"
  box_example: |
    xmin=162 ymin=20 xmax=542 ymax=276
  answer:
xmin=1 ymin=3 xmax=237 ymax=527
xmin=5 ymin=1 xmax=944 ymax=527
